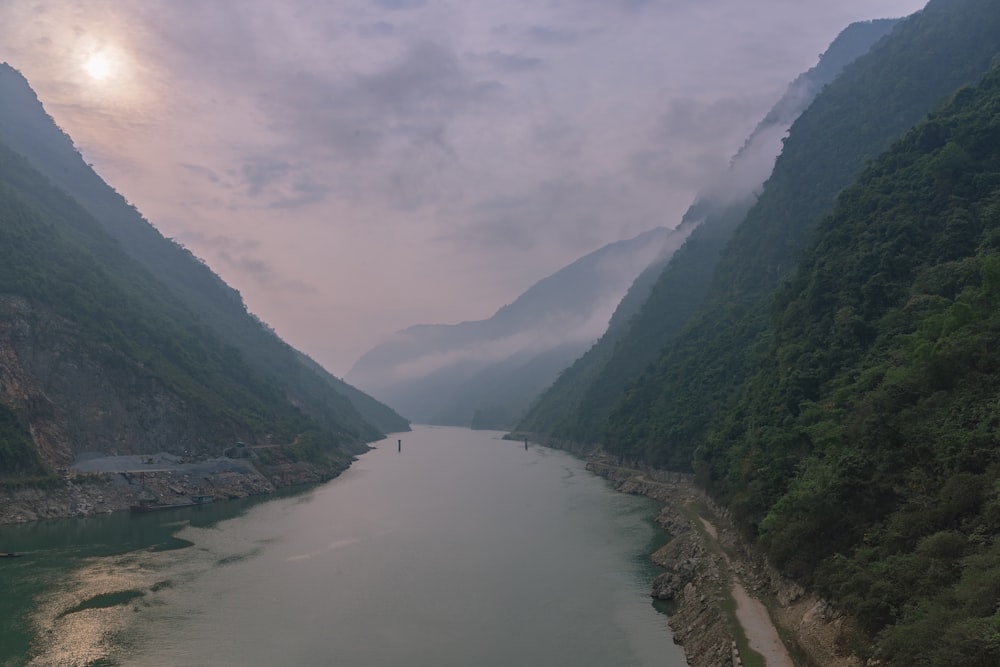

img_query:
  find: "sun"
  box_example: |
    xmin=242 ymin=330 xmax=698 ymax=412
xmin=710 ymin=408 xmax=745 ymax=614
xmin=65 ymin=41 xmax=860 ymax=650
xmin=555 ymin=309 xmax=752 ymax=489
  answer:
xmin=84 ymin=53 xmax=114 ymax=81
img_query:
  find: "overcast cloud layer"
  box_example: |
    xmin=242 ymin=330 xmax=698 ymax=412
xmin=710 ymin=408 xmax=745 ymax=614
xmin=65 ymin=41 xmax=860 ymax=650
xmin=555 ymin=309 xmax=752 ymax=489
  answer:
xmin=0 ymin=0 xmax=927 ymax=374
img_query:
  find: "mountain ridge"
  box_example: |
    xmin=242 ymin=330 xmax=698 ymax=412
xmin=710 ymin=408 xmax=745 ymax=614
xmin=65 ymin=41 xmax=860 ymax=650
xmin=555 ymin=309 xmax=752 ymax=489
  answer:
xmin=0 ymin=63 xmax=408 ymax=436
xmin=348 ymin=225 xmax=687 ymax=426
xmin=516 ymin=18 xmax=901 ymax=444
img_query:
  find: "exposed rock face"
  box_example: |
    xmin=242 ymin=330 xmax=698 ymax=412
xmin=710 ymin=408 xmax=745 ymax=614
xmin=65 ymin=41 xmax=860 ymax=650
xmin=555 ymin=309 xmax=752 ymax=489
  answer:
xmin=0 ymin=458 xmax=344 ymax=525
xmin=586 ymin=456 xmax=860 ymax=667
xmin=0 ymin=295 xmax=229 ymax=465
xmin=0 ymin=295 xmax=359 ymax=527
xmin=651 ymin=509 xmax=733 ymax=667
xmin=586 ymin=459 xmax=734 ymax=667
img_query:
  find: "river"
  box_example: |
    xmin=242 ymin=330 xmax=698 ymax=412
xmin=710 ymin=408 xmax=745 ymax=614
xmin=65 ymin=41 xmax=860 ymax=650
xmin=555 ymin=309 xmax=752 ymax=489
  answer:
xmin=0 ymin=426 xmax=687 ymax=666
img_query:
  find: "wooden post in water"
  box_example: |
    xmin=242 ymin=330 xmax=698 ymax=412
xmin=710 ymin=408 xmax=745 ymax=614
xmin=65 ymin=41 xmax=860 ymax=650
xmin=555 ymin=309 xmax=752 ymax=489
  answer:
xmin=524 ymin=438 xmax=528 ymax=450
xmin=398 ymin=439 xmax=401 ymax=452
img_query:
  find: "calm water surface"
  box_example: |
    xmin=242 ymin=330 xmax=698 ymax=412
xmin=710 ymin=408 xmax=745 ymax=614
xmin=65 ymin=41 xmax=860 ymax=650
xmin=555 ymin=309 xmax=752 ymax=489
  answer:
xmin=0 ymin=426 xmax=686 ymax=666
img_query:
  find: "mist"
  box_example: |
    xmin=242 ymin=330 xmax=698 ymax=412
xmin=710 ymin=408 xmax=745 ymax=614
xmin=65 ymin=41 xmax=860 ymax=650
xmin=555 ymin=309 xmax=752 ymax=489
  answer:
xmin=0 ymin=0 xmax=927 ymax=375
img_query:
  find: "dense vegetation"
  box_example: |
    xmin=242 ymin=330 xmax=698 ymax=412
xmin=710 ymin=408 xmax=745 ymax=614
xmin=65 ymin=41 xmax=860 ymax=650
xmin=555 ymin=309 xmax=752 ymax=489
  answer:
xmin=0 ymin=139 xmax=352 ymax=475
xmin=604 ymin=0 xmax=1000 ymax=468
xmin=0 ymin=403 xmax=42 ymax=478
xmin=518 ymin=18 xmax=900 ymax=446
xmin=701 ymin=68 xmax=1000 ymax=664
xmin=574 ymin=0 xmax=1000 ymax=662
xmin=0 ymin=63 xmax=408 ymax=437
xmin=520 ymin=1 xmax=1000 ymax=662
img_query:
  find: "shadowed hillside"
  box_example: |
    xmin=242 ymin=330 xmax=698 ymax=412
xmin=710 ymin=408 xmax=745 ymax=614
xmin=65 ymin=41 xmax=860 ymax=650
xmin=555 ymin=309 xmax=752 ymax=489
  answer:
xmin=0 ymin=64 xmax=408 ymax=437
xmin=517 ymin=18 xmax=900 ymax=446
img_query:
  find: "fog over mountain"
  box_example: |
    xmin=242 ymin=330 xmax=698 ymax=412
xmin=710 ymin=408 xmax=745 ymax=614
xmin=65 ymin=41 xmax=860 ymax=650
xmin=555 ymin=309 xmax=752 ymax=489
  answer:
xmin=0 ymin=0 xmax=926 ymax=374
xmin=518 ymin=17 xmax=902 ymax=442
xmin=348 ymin=17 xmax=904 ymax=428
xmin=347 ymin=226 xmax=686 ymax=426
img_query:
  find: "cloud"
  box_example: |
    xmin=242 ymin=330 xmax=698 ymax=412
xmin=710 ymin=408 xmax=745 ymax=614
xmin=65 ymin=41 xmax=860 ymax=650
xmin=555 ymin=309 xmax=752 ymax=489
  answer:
xmin=373 ymin=0 xmax=426 ymax=11
xmin=177 ymin=231 xmax=317 ymax=293
xmin=357 ymin=297 xmax=624 ymax=388
xmin=453 ymin=179 xmax=636 ymax=255
xmin=626 ymin=93 xmax=778 ymax=191
xmin=179 ymin=162 xmax=223 ymax=185
xmin=360 ymin=42 xmax=482 ymax=114
xmin=526 ymin=25 xmax=582 ymax=46
xmin=240 ymin=157 xmax=292 ymax=196
xmin=358 ymin=21 xmax=396 ymax=38
xmin=0 ymin=0 xmax=931 ymax=373
xmin=260 ymin=41 xmax=500 ymax=165
xmin=530 ymin=117 xmax=585 ymax=158
xmin=468 ymin=51 xmax=544 ymax=73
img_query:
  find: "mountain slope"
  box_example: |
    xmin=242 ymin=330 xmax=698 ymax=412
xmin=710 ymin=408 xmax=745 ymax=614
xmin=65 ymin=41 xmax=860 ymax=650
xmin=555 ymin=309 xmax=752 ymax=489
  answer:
xmin=0 ymin=64 xmax=408 ymax=437
xmin=714 ymin=62 xmax=1000 ymax=667
xmin=348 ymin=226 xmax=687 ymax=426
xmin=0 ymin=138 xmax=352 ymax=476
xmin=517 ymin=18 xmax=900 ymax=445
xmin=605 ymin=0 xmax=1000 ymax=468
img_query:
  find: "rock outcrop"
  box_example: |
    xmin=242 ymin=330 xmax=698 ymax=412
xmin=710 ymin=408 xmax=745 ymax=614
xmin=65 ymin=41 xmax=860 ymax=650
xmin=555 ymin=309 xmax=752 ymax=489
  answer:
xmin=0 ymin=295 xmax=228 ymax=464
xmin=587 ymin=456 xmax=860 ymax=667
xmin=0 ymin=456 xmax=343 ymax=525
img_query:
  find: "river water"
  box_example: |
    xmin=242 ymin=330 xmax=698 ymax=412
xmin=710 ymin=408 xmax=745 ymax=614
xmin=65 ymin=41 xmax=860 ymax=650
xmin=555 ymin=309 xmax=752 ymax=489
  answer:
xmin=0 ymin=426 xmax=687 ymax=666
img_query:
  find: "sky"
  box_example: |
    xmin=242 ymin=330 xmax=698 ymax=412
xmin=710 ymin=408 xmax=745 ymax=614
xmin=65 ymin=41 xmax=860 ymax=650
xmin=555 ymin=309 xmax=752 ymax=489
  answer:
xmin=0 ymin=0 xmax=928 ymax=376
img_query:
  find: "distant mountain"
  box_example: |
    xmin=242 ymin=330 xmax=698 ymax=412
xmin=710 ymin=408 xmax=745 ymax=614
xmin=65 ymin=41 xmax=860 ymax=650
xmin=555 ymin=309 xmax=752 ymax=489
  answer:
xmin=517 ymin=18 xmax=901 ymax=445
xmin=347 ymin=226 xmax=689 ymax=427
xmin=0 ymin=64 xmax=408 ymax=437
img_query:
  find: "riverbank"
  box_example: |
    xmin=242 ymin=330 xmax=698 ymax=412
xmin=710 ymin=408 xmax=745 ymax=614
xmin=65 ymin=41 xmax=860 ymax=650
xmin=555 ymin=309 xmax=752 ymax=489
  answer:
xmin=3 ymin=427 xmax=682 ymax=667
xmin=585 ymin=455 xmax=860 ymax=667
xmin=0 ymin=454 xmax=349 ymax=525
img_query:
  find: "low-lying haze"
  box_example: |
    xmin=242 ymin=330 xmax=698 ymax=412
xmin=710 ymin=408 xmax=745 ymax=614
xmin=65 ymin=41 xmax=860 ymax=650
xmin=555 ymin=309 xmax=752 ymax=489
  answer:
xmin=0 ymin=0 xmax=927 ymax=374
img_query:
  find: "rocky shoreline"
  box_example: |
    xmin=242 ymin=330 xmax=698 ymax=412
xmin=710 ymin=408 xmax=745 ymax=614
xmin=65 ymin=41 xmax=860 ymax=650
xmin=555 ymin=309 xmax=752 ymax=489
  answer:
xmin=585 ymin=455 xmax=860 ymax=667
xmin=0 ymin=458 xmax=346 ymax=525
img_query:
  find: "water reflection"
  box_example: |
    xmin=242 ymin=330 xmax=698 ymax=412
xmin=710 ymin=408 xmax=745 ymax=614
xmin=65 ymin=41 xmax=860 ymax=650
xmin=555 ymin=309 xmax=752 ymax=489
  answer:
xmin=1 ymin=429 xmax=683 ymax=667
xmin=0 ymin=487 xmax=314 ymax=666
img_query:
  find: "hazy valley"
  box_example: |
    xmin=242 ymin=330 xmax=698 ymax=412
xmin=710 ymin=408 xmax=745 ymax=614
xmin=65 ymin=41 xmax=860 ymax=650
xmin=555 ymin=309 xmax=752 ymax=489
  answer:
xmin=4 ymin=1 xmax=1000 ymax=666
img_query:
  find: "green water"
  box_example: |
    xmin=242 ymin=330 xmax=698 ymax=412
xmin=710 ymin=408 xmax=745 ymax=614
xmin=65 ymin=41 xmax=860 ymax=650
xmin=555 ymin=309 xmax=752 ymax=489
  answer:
xmin=0 ymin=426 xmax=686 ymax=666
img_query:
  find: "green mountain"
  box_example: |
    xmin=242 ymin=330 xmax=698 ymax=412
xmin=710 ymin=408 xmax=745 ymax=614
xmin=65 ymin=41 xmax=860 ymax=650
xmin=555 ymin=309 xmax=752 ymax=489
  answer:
xmin=586 ymin=0 xmax=1000 ymax=662
xmin=713 ymin=59 xmax=1000 ymax=667
xmin=0 ymin=140 xmax=342 ymax=475
xmin=0 ymin=69 xmax=408 ymax=482
xmin=516 ymin=18 xmax=899 ymax=445
xmin=0 ymin=64 xmax=408 ymax=438
xmin=604 ymin=0 xmax=1000 ymax=469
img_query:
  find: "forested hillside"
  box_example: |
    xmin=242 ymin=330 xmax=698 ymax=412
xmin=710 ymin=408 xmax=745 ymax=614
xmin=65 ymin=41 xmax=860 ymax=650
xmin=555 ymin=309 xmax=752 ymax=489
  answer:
xmin=0 ymin=64 xmax=408 ymax=436
xmin=584 ymin=0 xmax=1000 ymax=662
xmin=708 ymin=62 xmax=1000 ymax=667
xmin=517 ymin=18 xmax=899 ymax=445
xmin=604 ymin=0 xmax=1000 ymax=468
xmin=0 ymin=139 xmax=360 ymax=478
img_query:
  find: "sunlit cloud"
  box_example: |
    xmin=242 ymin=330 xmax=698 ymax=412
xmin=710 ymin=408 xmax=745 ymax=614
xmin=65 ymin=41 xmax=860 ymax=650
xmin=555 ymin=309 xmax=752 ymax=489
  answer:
xmin=0 ymin=0 xmax=929 ymax=374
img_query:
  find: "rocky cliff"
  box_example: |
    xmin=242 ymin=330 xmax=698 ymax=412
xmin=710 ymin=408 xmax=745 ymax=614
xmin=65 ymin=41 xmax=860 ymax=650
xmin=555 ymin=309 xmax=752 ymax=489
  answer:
xmin=0 ymin=295 xmax=226 ymax=466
